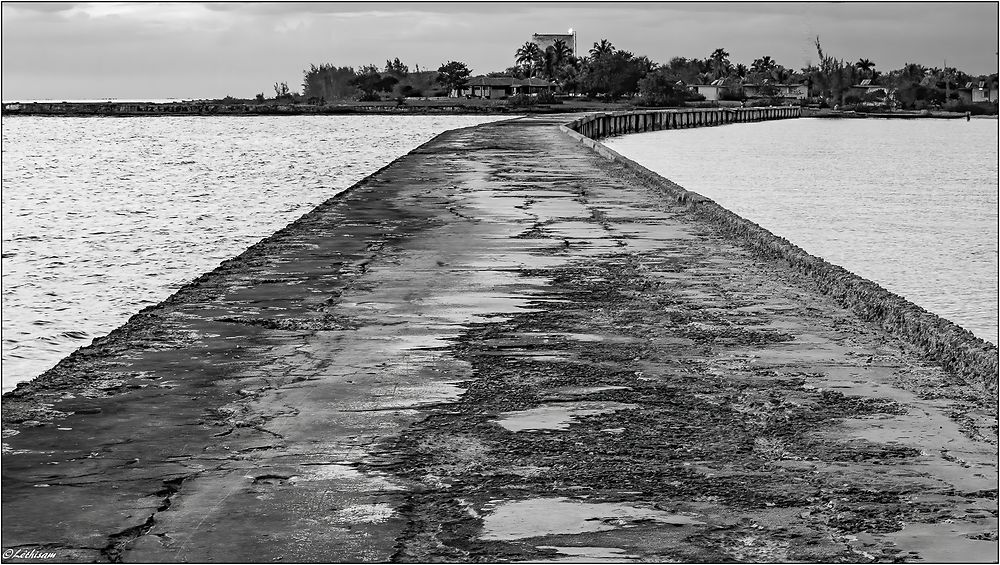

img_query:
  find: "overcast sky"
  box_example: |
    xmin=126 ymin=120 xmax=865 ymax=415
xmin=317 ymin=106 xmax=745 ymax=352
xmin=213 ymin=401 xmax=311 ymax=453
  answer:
xmin=2 ymin=1 xmax=997 ymax=101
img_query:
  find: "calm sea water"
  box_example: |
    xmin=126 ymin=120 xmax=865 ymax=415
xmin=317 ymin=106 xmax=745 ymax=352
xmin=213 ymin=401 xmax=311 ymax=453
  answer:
xmin=605 ymin=117 xmax=999 ymax=345
xmin=1 ymin=115 xmax=504 ymax=392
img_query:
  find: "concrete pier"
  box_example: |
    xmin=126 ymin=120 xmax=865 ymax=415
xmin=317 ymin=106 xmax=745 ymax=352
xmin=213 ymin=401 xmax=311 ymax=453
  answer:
xmin=2 ymin=114 xmax=996 ymax=563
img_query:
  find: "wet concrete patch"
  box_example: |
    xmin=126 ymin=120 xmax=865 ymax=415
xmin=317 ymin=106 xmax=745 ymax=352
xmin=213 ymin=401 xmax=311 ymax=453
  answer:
xmin=493 ymin=402 xmax=638 ymax=432
xmin=480 ymin=497 xmax=704 ymax=540
xmin=529 ymin=545 xmax=640 ymax=563
xmin=291 ymin=463 xmax=404 ymax=491
xmin=857 ymin=520 xmax=999 ymax=563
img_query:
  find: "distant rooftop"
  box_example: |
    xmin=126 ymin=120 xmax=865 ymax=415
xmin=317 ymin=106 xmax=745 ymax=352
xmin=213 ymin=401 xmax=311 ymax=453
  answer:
xmin=466 ymin=76 xmax=555 ymax=87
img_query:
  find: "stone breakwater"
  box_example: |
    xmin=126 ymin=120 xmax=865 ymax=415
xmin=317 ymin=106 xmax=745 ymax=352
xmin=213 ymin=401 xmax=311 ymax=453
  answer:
xmin=0 ymin=101 xmax=514 ymax=116
xmin=562 ymin=108 xmax=999 ymax=394
xmin=1 ymin=114 xmax=996 ymax=563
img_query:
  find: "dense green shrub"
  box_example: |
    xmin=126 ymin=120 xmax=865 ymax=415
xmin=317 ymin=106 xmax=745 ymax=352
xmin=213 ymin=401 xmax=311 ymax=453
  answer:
xmin=399 ymin=85 xmax=423 ymax=98
xmin=506 ymin=92 xmax=561 ymax=107
xmin=854 ymin=104 xmax=892 ymax=113
xmin=303 ymin=64 xmax=359 ymax=100
xmin=635 ymin=69 xmax=709 ymax=107
xmin=535 ymin=90 xmax=560 ymax=104
xmin=506 ymin=94 xmax=532 ymax=107
xmin=947 ymin=102 xmax=997 ymax=115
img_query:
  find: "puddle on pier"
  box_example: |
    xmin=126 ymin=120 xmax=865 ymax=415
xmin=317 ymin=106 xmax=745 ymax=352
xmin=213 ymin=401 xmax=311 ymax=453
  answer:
xmin=524 ymin=546 xmax=639 ymax=563
xmin=855 ymin=521 xmax=999 ymax=563
xmin=292 ymin=463 xmax=403 ymax=491
xmin=514 ymin=332 xmax=640 ymax=344
xmin=493 ymin=402 xmax=637 ymax=432
xmin=341 ymin=379 xmax=467 ymax=412
xmin=418 ymin=292 xmax=541 ymax=323
xmin=800 ymin=367 xmax=998 ymax=493
xmin=480 ymin=497 xmax=703 ymax=540
xmin=552 ymin=385 xmax=630 ymax=396
xmin=397 ymin=331 xmax=460 ymax=349
xmin=574 ymin=333 xmax=640 ymax=344
xmin=524 ymin=199 xmax=595 ymax=220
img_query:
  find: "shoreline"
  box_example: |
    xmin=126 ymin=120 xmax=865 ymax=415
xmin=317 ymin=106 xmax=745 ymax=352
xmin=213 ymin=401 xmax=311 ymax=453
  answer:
xmin=4 ymin=99 xmax=992 ymax=119
xmin=2 ymin=112 xmax=996 ymax=563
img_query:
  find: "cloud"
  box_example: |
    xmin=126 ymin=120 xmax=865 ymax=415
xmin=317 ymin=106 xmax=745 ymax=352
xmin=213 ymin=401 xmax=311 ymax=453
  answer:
xmin=2 ymin=2 xmax=78 ymax=14
xmin=2 ymin=1 xmax=997 ymax=101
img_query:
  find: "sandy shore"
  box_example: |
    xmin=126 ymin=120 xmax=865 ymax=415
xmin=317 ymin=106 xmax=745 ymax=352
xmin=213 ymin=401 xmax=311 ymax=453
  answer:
xmin=2 ymin=115 xmax=996 ymax=563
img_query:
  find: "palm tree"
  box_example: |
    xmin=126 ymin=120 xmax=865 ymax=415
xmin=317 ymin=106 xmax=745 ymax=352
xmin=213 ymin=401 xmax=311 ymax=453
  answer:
xmin=855 ymin=58 xmax=875 ymax=79
xmin=552 ymin=39 xmax=572 ymax=65
xmin=515 ymin=42 xmax=542 ymax=76
xmin=902 ymin=62 xmax=927 ymax=81
xmin=771 ymin=66 xmax=791 ymax=83
xmin=709 ymin=47 xmax=731 ymax=80
xmin=589 ymin=39 xmax=615 ymax=59
xmin=555 ymin=56 xmax=583 ymax=94
xmin=733 ymin=63 xmax=749 ymax=82
xmin=540 ymin=47 xmax=559 ymax=80
xmin=751 ymin=56 xmax=776 ymax=74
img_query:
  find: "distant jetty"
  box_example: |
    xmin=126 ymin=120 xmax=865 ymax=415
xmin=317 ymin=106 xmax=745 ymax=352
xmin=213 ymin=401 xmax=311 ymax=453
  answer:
xmin=0 ymin=99 xmax=514 ymax=116
xmin=0 ymin=99 xmax=628 ymax=116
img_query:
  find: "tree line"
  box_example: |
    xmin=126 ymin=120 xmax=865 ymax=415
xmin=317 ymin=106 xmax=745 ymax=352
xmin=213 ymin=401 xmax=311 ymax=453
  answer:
xmin=502 ymin=36 xmax=995 ymax=109
xmin=297 ymin=58 xmax=470 ymax=104
xmin=266 ymin=36 xmax=995 ymax=111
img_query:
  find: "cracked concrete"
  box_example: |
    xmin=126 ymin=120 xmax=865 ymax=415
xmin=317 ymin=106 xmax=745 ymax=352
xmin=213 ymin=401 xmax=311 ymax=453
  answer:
xmin=2 ymin=115 xmax=997 ymax=563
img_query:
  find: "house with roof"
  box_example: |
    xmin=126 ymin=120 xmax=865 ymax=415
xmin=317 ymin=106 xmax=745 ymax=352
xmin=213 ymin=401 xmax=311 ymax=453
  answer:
xmin=690 ymin=79 xmax=733 ymax=101
xmin=964 ymin=80 xmax=999 ymax=103
xmin=742 ymin=82 xmax=808 ymax=100
xmin=849 ymin=79 xmax=893 ymax=101
xmin=452 ymin=76 xmax=557 ymax=99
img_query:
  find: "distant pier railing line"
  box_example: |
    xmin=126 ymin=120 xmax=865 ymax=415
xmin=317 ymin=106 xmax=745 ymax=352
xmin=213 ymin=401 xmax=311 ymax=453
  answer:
xmin=563 ymin=106 xmax=801 ymax=140
xmin=560 ymin=107 xmax=998 ymax=393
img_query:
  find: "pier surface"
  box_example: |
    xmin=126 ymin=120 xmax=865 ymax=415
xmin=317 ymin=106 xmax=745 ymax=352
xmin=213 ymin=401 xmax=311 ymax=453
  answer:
xmin=2 ymin=115 xmax=997 ymax=563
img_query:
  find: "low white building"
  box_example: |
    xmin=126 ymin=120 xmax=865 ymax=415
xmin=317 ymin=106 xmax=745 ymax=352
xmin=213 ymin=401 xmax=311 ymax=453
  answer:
xmin=690 ymin=79 xmax=730 ymax=101
xmin=968 ymin=81 xmax=998 ymax=103
xmin=453 ymin=77 xmax=556 ymax=99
